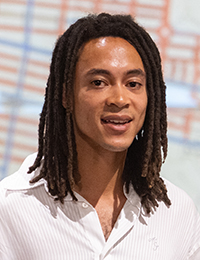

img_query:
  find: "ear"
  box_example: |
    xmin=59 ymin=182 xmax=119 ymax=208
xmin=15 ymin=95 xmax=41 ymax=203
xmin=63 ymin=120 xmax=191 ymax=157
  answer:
xmin=62 ymin=84 xmax=67 ymax=109
xmin=62 ymin=84 xmax=73 ymax=112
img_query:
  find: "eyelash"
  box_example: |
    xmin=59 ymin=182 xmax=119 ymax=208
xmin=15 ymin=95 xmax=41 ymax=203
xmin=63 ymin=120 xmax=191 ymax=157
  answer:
xmin=91 ymin=80 xmax=142 ymax=89
xmin=127 ymin=81 xmax=142 ymax=89
xmin=92 ymin=80 xmax=104 ymax=87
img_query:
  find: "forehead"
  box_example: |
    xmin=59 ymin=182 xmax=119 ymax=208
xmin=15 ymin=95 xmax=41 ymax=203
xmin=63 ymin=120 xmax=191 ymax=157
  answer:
xmin=79 ymin=36 xmax=140 ymax=57
xmin=77 ymin=37 xmax=144 ymax=71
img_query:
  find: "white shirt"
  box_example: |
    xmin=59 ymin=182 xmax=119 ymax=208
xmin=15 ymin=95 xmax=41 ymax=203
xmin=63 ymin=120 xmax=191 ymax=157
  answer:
xmin=0 ymin=153 xmax=200 ymax=260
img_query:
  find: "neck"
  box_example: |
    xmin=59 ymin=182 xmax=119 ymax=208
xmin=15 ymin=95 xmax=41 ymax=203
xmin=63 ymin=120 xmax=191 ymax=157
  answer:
xmin=74 ymin=138 xmax=127 ymax=207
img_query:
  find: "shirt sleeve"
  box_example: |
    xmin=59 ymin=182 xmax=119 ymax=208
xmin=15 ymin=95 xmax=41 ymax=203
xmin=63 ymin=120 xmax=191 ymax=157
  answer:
xmin=188 ymin=205 xmax=200 ymax=259
xmin=0 ymin=187 xmax=16 ymax=260
xmin=189 ymin=248 xmax=200 ymax=260
xmin=0 ymin=215 xmax=14 ymax=260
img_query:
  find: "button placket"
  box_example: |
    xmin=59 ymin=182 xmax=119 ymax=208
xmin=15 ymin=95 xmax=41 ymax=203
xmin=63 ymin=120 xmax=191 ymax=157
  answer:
xmin=77 ymin=199 xmax=105 ymax=255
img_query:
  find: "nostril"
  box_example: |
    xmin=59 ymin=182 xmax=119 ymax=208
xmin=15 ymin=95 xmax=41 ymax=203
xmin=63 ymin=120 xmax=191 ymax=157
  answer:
xmin=106 ymin=97 xmax=129 ymax=107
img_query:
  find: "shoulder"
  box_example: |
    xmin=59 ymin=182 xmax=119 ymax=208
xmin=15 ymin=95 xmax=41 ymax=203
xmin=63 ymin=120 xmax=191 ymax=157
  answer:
xmin=145 ymin=178 xmax=200 ymax=234
xmin=163 ymin=178 xmax=198 ymax=212
xmin=0 ymin=153 xmax=41 ymax=190
xmin=0 ymin=153 xmax=47 ymax=218
xmin=0 ymin=153 xmax=45 ymax=204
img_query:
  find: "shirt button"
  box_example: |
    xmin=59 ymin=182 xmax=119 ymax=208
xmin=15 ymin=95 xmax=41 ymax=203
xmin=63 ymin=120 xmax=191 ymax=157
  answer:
xmin=82 ymin=202 xmax=88 ymax=208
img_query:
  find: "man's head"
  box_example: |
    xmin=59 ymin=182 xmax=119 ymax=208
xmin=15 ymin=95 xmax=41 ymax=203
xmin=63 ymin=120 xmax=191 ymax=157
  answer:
xmin=71 ymin=36 xmax=147 ymax=154
xmin=29 ymin=13 xmax=170 ymax=213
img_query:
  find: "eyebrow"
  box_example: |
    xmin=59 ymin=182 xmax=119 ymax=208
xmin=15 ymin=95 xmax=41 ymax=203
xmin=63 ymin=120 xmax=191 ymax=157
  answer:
xmin=85 ymin=68 xmax=146 ymax=78
xmin=126 ymin=69 xmax=146 ymax=78
xmin=86 ymin=69 xmax=111 ymax=76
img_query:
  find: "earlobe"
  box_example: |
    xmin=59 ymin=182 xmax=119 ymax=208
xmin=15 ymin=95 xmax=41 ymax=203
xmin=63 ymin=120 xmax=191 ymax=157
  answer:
xmin=62 ymin=84 xmax=67 ymax=109
xmin=62 ymin=84 xmax=73 ymax=112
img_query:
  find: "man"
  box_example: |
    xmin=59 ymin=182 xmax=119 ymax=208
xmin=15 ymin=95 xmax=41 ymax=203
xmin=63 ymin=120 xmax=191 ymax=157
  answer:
xmin=0 ymin=13 xmax=200 ymax=259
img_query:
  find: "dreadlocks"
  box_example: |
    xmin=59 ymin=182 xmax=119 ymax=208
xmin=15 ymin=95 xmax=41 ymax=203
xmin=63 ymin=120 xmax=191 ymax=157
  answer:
xmin=28 ymin=13 xmax=171 ymax=213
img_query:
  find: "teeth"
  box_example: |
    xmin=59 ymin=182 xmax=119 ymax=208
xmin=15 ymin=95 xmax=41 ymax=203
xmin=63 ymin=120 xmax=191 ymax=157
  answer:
xmin=110 ymin=120 xmax=125 ymax=124
xmin=104 ymin=119 xmax=128 ymax=124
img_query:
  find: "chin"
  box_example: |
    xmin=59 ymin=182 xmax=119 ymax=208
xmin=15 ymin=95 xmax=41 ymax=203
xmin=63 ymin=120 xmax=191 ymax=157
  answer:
xmin=102 ymin=142 xmax=131 ymax=153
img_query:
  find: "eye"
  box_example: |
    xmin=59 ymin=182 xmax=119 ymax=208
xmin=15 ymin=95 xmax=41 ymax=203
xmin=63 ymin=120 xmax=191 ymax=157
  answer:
xmin=91 ymin=80 xmax=106 ymax=88
xmin=127 ymin=81 xmax=142 ymax=89
xmin=92 ymin=80 xmax=102 ymax=86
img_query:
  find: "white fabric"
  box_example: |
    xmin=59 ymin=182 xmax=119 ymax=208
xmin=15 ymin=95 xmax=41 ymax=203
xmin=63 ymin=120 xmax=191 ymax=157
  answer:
xmin=0 ymin=153 xmax=200 ymax=260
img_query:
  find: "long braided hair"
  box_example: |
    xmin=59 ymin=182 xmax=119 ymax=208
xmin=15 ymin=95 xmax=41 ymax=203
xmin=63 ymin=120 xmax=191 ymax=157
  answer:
xmin=28 ymin=13 xmax=171 ymax=213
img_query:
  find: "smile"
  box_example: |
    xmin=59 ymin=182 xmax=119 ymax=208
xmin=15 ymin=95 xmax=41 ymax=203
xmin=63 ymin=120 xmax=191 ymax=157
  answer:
xmin=101 ymin=119 xmax=132 ymax=125
xmin=101 ymin=115 xmax=132 ymax=124
xmin=101 ymin=115 xmax=133 ymax=134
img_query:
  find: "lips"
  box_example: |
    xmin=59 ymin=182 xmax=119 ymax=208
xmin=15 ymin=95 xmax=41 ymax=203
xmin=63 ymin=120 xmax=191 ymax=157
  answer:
xmin=101 ymin=115 xmax=132 ymax=134
xmin=101 ymin=115 xmax=132 ymax=125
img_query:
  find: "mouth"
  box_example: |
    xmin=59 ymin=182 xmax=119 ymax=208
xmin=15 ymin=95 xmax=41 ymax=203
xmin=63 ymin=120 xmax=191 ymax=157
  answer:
xmin=101 ymin=115 xmax=132 ymax=124
xmin=101 ymin=115 xmax=133 ymax=134
xmin=101 ymin=118 xmax=132 ymax=125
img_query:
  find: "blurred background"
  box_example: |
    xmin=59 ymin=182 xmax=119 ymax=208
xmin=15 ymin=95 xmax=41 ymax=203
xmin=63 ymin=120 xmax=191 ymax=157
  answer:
xmin=0 ymin=0 xmax=200 ymax=210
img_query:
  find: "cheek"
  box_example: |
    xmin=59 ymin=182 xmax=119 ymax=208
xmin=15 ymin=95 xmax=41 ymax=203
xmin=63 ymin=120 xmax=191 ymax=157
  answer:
xmin=142 ymin=99 xmax=148 ymax=114
xmin=137 ymin=94 xmax=148 ymax=115
xmin=74 ymin=96 xmax=96 ymax=125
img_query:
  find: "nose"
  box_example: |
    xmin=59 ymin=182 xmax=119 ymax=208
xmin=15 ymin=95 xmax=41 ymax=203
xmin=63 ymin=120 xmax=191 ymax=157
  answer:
xmin=106 ymin=84 xmax=130 ymax=108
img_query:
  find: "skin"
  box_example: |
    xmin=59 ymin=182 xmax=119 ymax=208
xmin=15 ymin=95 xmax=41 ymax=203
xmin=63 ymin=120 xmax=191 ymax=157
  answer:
xmin=68 ymin=37 xmax=147 ymax=240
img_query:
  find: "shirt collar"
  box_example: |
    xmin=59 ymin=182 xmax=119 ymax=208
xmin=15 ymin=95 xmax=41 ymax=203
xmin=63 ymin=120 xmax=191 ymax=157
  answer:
xmin=2 ymin=153 xmax=141 ymax=211
xmin=123 ymin=184 xmax=141 ymax=206
xmin=62 ymin=183 xmax=141 ymax=218
xmin=0 ymin=153 xmax=45 ymax=190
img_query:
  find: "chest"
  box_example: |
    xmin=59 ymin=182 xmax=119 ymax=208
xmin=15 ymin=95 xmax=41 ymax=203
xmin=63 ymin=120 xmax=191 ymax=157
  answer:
xmin=3 ymin=193 xmax=191 ymax=260
xmin=95 ymin=197 xmax=126 ymax=240
xmin=95 ymin=207 xmax=117 ymax=240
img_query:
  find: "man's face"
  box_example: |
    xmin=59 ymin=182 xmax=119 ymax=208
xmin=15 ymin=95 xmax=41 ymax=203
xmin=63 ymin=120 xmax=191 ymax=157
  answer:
xmin=73 ymin=37 xmax=147 ymax=153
